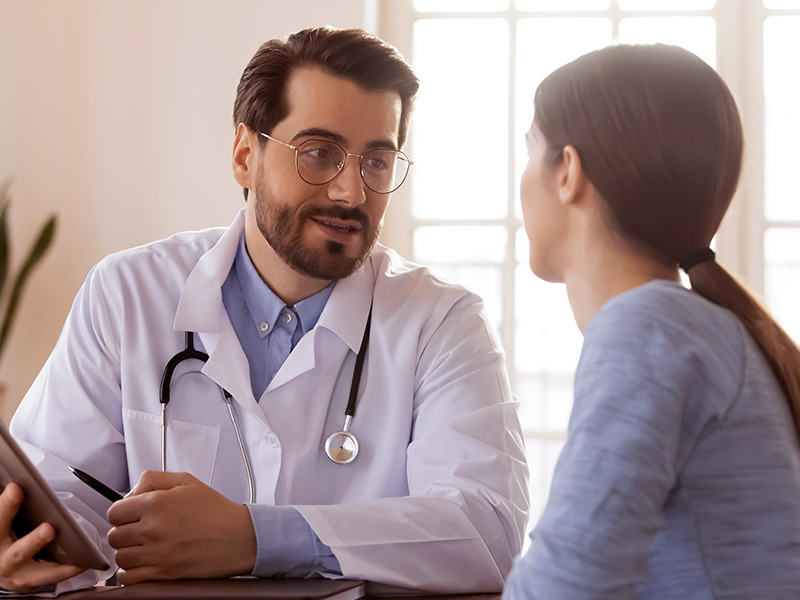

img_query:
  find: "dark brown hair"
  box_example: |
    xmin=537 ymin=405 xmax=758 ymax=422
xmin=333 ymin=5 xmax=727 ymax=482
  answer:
xmin=232 ymin=26 xmax=419 ymax=198
xmin=534 ymin=43 xmax=800 ymax=436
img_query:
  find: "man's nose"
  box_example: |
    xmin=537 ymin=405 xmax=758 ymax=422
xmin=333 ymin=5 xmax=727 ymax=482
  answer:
xmin=326 ymin=156 xmax=367 ymax=206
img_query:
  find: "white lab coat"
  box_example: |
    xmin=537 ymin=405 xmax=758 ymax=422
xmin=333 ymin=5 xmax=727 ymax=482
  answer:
xmin=11 ymin=209 xmax=529 ymax=594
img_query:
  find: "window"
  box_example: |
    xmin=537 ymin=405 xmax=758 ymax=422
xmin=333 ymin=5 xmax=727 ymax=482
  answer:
xmin=379 ymin=0 xmax=800 ymax=522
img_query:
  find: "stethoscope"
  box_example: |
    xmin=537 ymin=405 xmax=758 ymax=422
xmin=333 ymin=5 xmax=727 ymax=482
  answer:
xmin=324 ymin=304 xmax=372 ymax=465
xmin=159 ymin=304 xmax=372 ymax=496
xmin=160 ymin=331 xmax=256 ymax=502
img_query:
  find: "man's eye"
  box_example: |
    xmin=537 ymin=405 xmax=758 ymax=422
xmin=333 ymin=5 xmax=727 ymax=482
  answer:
xmin=365 ymin=157 xmax=387 ymax=171
xmin=304 ymin=147 xmax=330 ymax=159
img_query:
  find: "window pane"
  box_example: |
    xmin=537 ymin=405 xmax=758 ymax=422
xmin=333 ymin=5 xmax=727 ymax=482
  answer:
xmin=515 ymin=18 xmax=612 ymax=217
xmin=412 ymin=19 xmax=508 ymax=219
xmin=618 ymin=17 xmax=717 ymax=66
xmin=516 ymin=223 xmax=529 ymax=264
xmin=619 ymin=0 xmax=715 ymax=9
xmin=414 ymin=0 xmax=509 ymax=11
xmin=516 ymin=0 xmax=610 ymax=10
xmin=524 ymin=437 xmax=566 ymax=526
xmin=414 ymin=226 xmax=506 ymax=335
xmin=425 ymin=264 xmax=505 ymax=335
xmin=764 ymin=228 xmax=800 ymax=344
xmin=414 ymin=226 xmax=507 ymax=264
xmin=517 ymin=373 xmax=573 ymax=431
xmin=515 ymin=231 xmax=582 ymax=376
xmin=764 ymin=17 xmax=800 ymax=220
xmin=764 ymin=0 xmax=800 ymax=7
xmin=515 ymin=264 xmax=583 ymax=375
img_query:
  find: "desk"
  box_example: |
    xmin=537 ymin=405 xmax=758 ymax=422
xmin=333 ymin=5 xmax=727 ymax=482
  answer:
xmin=62 ymin=579 xmax=363 ymax=600
xmin=60 ymin=579 xmax=503 ymax=600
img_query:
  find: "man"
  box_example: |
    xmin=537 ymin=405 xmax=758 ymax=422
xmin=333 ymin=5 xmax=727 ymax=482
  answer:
xmin=1 ymin=27 xmax=529 ymax=595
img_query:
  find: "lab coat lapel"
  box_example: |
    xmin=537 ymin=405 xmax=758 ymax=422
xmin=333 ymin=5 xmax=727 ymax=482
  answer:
xmin=173 ymin=209 xmax=245 ymax=334
xmin=200 ymin=324 xmax=271 ymax=429
xmin=169 ymin=209 xmax=271 ymax=429
xmin=266 ymin=254 xmax=376 ymax=391
xmin=317 ymin=255 xmax=377 ymax=352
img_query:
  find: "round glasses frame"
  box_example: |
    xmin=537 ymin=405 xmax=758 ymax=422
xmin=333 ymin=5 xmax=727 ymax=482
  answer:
xmin=259 ymin=132 xmax=413 ymax=195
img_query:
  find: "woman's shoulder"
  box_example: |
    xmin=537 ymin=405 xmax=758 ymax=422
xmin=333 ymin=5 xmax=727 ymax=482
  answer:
xmin=579 ymin=280 xmax=748 ymax=409
xmin=588 ymin=279 xmax=744 ymax=349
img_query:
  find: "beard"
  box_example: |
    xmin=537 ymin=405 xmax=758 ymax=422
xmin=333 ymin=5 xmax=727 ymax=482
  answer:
xmin=252 ymin=176 xmax=382 ymax=281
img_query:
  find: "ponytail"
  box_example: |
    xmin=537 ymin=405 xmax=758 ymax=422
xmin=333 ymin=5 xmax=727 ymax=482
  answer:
xmin=687 ymin=260 xmax=800 ymax=438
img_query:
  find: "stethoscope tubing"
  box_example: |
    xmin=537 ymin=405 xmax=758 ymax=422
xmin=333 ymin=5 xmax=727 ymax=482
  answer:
xmin=159 ymin=331 xmax=256 ymax=502
xmin=222 ymin=388 xmax=255 ymax=504
xmin=345 ymin=304 xmax=372 ymax=419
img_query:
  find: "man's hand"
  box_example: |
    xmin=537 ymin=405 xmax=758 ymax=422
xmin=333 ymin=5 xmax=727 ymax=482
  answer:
xmin=0 ymin=483 xmax=86 ymax=593
xmin=106 ymin=471 xmax=257 ymax=586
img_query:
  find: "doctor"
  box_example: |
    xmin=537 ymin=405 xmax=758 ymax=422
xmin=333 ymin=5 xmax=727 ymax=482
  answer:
xmin=1 ymin=26 xmax=529 ymax=595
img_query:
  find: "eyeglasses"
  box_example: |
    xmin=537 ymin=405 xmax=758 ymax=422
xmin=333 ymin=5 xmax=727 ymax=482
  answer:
xmin=259 ymin=133 xmax=413 ymax=195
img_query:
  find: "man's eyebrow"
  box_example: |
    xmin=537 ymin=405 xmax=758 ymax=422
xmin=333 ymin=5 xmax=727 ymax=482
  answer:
xmin=291 ymin=128 xmax=399 ymax=151
xmin=291 ymin=128 xmax=346 ymax=145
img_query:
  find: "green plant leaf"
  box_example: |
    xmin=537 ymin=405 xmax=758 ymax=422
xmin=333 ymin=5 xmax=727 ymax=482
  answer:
xmin=0 ymin=214 xmax=57 ymax=363
xmin=0 ymin=183 xmax=10 ymax=300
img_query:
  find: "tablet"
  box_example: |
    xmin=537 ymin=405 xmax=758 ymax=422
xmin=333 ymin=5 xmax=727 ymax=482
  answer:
xmin=0 ymin=421 xmax=110 ymax=570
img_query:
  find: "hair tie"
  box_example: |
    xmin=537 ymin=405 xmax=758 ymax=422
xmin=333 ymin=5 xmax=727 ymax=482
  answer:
xmin=679 ymin=247 xmax=716 ymax=272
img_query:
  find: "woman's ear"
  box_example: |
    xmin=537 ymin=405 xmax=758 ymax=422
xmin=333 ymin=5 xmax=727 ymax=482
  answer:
xmin=556 ymin=144 xmax=587 ymax=206
xmin=232 ymin=123 xmax=257 ymax=189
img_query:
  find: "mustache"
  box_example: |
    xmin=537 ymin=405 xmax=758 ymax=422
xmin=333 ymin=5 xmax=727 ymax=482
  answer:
xmin=299 ymin=204 xmax=370 ymax=227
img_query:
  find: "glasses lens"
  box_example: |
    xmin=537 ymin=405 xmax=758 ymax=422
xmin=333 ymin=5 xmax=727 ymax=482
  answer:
xmin=361 ymin=150 xmax=411 ymax=194
xmin=296 ymin=140 xmax=346 ymax=185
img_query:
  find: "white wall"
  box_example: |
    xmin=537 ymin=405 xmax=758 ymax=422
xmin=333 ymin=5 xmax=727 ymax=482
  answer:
xmin=0 ymin=0 xmax=378 ymax=420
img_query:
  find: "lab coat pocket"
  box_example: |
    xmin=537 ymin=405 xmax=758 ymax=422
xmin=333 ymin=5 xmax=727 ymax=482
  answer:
xmin=122 ymin=408 xmax=221 ymax=485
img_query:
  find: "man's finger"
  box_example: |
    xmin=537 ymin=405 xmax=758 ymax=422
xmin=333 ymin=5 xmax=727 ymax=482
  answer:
xmin=5 ymin=523 xmax=57 ymax=566
xmin=0 ymin=483 xmax=24 ymax=536
xmin=127 ymin=470 xmax=197 ymax=496
xmin=0 ymin=524 xmax=87 ymax=590
xmin=107 ymin=521 xmax=146 ymax=550
xmin=116 ymin=565 xmax=170 ymax=587
xmin=106 ymin=494 xmax=147 ymax=527
xmin=1 ymin=555 xmax=86 ymax=592
xmin=113 ymin=543 xmax=160 ymax=572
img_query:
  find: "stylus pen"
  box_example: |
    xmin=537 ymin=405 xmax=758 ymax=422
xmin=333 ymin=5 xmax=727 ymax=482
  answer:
xmin=69 ymin=466 xmax=124 ymax=502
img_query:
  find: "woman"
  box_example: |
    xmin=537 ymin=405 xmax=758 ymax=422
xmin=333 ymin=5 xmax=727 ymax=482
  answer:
xmin=505 ymin=44 xmax=800 ymax=599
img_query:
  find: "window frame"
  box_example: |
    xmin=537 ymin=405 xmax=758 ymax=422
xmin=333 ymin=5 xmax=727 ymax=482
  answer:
xmin=377 ymin=0 xmax=800 ymax=519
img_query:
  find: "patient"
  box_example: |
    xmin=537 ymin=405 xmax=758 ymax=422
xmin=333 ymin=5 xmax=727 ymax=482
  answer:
xmin=504 ymin=43 xmax=800 ymax=598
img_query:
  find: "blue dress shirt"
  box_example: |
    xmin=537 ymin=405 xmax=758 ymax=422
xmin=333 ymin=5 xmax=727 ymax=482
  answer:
xmin=220 ymin=233 xmax=340 ymax=577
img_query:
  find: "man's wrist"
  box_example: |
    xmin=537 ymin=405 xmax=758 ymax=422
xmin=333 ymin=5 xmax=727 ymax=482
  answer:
xmin=234 ymin=503 xmax=258 ymax=575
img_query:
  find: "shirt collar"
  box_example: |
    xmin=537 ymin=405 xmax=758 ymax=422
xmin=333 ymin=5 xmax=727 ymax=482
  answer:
xmin=234 ymin=232 xmax=333 ymax=337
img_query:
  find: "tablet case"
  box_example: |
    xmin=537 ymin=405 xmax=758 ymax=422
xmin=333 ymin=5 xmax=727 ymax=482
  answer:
xmin=0 ymin=421 xmax=110 ymax=570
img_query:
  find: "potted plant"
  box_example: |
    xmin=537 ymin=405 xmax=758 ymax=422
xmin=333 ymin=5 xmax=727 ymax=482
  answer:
xmin=0 ymin=180 xmax=57 ymax=414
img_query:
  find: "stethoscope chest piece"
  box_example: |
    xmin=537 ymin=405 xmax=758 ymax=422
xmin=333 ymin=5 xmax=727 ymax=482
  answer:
xmin=325 ymin=429 xmax=359 ymax=464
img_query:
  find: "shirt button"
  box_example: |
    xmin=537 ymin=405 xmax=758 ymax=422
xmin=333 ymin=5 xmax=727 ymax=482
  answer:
xmin=264 ymin=434 xmax=279 ymax=448
xmin=282 ymin=312 xmax=293 ymax=324
xmin=260 ymin=322 xmax=269 ymax=332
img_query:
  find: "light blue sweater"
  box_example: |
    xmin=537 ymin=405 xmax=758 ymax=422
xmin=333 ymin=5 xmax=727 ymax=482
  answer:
xmin=504 ymin=280 xmax=800 ymax=599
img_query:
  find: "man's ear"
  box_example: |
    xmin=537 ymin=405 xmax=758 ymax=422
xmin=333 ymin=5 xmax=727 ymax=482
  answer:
xmin=232 ymin=123 xmax=257 ymax=190
xmin=556 ymin=144 xmax=587 ymax=206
